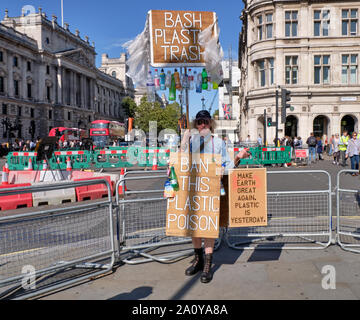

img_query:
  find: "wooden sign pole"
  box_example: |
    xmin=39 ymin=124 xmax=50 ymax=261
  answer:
xmin=185 ymin=67 xmax=190 ymax=129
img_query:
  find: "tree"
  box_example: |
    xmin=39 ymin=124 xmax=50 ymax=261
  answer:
xmin=134 ymin=96 xmax=181 ymax=134
xmin=213 ymin=109 xmax=219 ymax=118
xmin=121 ymin=96 xmax=137 ymax=118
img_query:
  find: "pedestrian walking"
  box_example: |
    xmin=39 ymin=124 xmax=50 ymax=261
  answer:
xmin=306 ymin=132 xmax=317 ymax=164
xmin=180 ymin=110 xmax=249 ymax=283
xmin=332 ymin=133 xmax=340 ymax=165
xmin=339 ymin=130 xmax=349 ymax=166
xmin=329 ymin=134 xmax=334 ymax=156
xmin=316 ymin=136 xmax=324 ymax=160
xmin=345 ymin=132 xmax=360 ymax=176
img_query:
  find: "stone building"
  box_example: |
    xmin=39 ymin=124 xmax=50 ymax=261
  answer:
xmin=0 ymin=8 xmax=127 ymax=142
xmin=216 ymin=59 xmax=241 ymax=143
xmin=239 ymin=0 xmax=360 ymax=143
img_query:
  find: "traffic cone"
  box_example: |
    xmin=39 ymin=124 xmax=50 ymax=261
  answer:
xmin=66 ymin=157 xmax=72 ymax=180
xmin=2 ymin=164 xmax=9 ymax=185
xmin=66 ymin=157 xmax=72 ymax=172
xmin=42 ymin=159 xmax=47 ymax=171
xmin=27 ymin=158 xmax=33 ymax=171
xmin=152 ymin=154 xmax=158 ymax=171
xmin=119 ymin=167 xmax=127 ymax=195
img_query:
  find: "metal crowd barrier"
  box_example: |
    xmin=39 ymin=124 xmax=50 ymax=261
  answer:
xmin=114 ymin=170 xmax=222 ymax=265
xmin=0 ymin=179 xmax=116 ymax=300
xmin=225 ymin=170 xmax=333 ymax=250
xmin=336 ymin=169 xmax=360 ymax=253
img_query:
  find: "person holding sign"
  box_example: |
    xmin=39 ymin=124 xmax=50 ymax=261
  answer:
xmin=180 ymin=110 xmax=249 ymax=283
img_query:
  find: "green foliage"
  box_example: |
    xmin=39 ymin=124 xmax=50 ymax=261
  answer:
xmin=213 ymin=109 xmax=219 ymax=118
xmin=134 ymin=96 xmax=181 ymax=134
xmin=121 ymin=96 xmax=137 ymax=118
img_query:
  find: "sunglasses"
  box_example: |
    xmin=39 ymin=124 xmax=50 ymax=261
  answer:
xmin=195 ymin=119 xmax=210 ymax=126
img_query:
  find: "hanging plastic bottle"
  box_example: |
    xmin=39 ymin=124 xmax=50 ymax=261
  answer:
xmin=165 ymin=70 xmax=172 ymax=88
xmin=196 ymin=72 xmax=202 ymax=93
xmin=146 ymin=70 xmax=155 ymax=102
xmin=154 ymin=69 xmax=160 ymax=91
xmin=169 ymin=74 xmax=176 ymax=101
xmin=169 ymin=166 xmax=179 ymax=191
xmin=160 ymin=69 xmax=166 ymax=90
xmin=212 ymin=81 xmax=219 ymax=90
xmin=174 ymin=69 xmax=182 ymax=90
xmin=189 ymin=69 xmax=194 ymax=90
xmin=201 ymin=68 xmax=208 ymax=90
xmin=207 ymin=75 xmax=212 ymax=91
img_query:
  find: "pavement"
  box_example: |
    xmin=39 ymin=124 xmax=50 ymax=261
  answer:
xmin=37 ymin=154 xmax=360 ymax=301
xmin=2 ymin=153 xmax=360 ymax=301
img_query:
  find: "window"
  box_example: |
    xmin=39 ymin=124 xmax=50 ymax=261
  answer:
xmin=46 ymin=65 xmax=50 ymax=75
xmin=285 ymin=56 xmax=298 ymax=84
xmin=27 ymin=61 xmax=31 ymax=72
xmin=342 ymin=54 xmax=358 ymax=84
xmin=27 ymin=83 xmax=32 ymax=99
xmin=30 ymin=108 xmax=34 ymax=118
xmin=48 ymin=110 xmax=52 ymax=120
xmin=18 ymin=106 xmax=22 ymax=117
xmin=342 ymin=9 xmax=358 ymax=36
xmin=13 ymin=56 xmax=18 ymax=67
xmin=256 ymin=12 xmax=273 ymax=40
xmin=111 ymin=71 xmax=117 ymax=78
xmin=314 ymin=10 xmax=330 ymax=36
xmin=0 ymin=51 xmax=3 ymax=62
xmin=14 ymin=80 xmax=19 ymax=96
xmin=0 ymin=76 xmax=4 ymax=93
xmin=314 ymin=55 xmax=330 ymax=84
xmin=47 ymin=86 xmax=51 ymax=101
xmin=285 ymin=11 xmax=298 ymax=37
xmin=68 ymin=111 xmax=71 ymax=121
xmin=256 ymin=58 xmax=275 ymax=87
xmin=2 ymin=104 xmax=7 ymax=115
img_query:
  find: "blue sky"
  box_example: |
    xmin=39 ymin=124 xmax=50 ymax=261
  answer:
xmin=2 ymin=1 xmax=244 ymax=119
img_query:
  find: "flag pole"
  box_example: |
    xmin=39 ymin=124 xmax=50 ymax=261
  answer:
xmin=61 ymin=0 xmax=64 ymax=27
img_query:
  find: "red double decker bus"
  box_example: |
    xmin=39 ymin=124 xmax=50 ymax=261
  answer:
xmin=90 ymin=120 xmax=125 ymax=148
xmin=49 ymin=127 xmax=87 ymax=143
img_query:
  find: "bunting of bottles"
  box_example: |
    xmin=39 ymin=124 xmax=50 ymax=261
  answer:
xmin=145 ymin=65 xmax=219 ymax=103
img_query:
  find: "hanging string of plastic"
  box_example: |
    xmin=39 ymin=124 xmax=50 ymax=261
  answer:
xmin=198 ymin=18 xmax=224 ymax=85
xmin=123 ymin=16 xmax=150 ymax=88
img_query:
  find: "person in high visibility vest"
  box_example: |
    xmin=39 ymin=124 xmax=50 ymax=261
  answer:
xmin=339 ymin=130 xmax=349 ymax=166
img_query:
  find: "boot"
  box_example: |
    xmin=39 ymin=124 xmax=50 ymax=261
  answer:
xmin=200 ymin=253 xmax=213 ymax=283
xmin=185 ymin=248 xmax=203 ymax=276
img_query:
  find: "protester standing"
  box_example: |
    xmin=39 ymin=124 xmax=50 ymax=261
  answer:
xmin=180 ymin=110 xmax=249 ymax=283
xmin=345 ymin=132 xmax=360 ymax=176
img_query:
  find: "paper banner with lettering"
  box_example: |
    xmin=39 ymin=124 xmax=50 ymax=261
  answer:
xmin=166 ymin=152 xmax=221 ymax=239
xmin=228 ymin=168 xmax=268 ymax=227
xmin=149 ymin=10 xmax=217 ymax=67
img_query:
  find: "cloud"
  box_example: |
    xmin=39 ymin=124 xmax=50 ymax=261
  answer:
xmin=104 ymin=38 xmax=134 ymax=50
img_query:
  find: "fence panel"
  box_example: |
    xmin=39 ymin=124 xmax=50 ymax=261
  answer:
xmin=225 ymin=170 xmax=332 ymax=250
xmin=336 ymin=169 xmax=360 ymax=253
xmin=0 ymin=179 xmax=115 ymax=300
xmin=115 ymin=170 xmax=223 ymax=264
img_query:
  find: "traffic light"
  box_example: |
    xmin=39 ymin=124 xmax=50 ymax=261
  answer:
xmin=281 ymin=88 xmax=291 ymax=123
xmin=267 ymin=117 xmax=273 ymax=127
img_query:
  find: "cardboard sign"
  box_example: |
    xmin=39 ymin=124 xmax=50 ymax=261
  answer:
xmin=228 ymin=168 xmax=268 ymax=227
xmin=149 ymin=10 xmax=217 ymax=67
xmin=166 ymin=152 xmax=221 ymax=239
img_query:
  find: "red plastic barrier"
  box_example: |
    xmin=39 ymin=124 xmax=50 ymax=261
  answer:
xmin=74 ymin=176 xmax=112 ymax=201
xmin=0 ymin=183 xmax=33 ymax=211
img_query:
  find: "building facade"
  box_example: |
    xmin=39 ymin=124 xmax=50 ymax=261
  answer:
xmin=216 ymin=59 xmax=241 ymax=143
xmin=0 ymin=8 xmax=128 ymax=142
xmin=239 ymin=0 xmax=360 ymax=143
